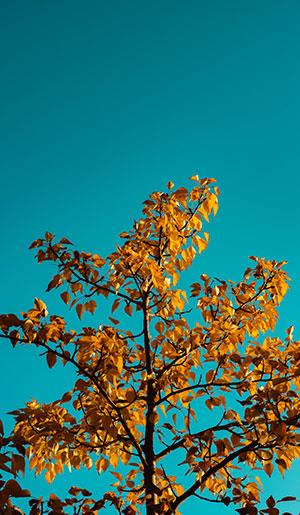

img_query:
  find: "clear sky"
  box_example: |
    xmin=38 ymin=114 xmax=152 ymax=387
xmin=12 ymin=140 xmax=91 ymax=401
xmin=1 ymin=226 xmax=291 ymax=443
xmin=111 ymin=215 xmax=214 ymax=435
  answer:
xmin=1 ymin=1 xmax=300 ymax=513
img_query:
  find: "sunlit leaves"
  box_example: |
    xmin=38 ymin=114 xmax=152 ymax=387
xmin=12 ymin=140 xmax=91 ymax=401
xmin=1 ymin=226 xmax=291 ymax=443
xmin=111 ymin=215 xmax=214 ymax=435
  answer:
xmin=0 ymin=177 xmax=299 ymax=515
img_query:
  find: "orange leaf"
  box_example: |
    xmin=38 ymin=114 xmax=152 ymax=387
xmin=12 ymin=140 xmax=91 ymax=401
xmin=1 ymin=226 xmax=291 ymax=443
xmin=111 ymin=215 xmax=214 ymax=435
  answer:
xmin=60 ymin=291 xmax=70 ymax=305
xmin=155 ymin=321 xmax=164 ymax=334
xmin=109 ymin=317 xmax=120 ymax=325
xmin=86 ymin=300 xmax=97 ymax=314
xmin=112 ymin=299 xmax=120 ymax=313
xmin=76 ymin=304 xmax=84 ymax=319
xmin=46 ymin=351 xmax=57 ymax=369
xmin=264 ymin=462 xmax=274 ymax=477
xmin=125 ymin=304 xmax=133 ymax=316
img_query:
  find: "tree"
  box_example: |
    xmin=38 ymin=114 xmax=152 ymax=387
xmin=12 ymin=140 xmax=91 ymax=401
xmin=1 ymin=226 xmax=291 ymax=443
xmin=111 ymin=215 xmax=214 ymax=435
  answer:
xmin=0 ymin=176 xmax=299 ymax=515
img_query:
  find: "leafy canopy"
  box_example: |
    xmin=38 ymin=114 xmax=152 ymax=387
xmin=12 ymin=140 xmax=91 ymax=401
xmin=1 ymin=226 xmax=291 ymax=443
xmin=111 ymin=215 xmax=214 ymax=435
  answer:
xmin=0 ymin=176 xmax=299 ymax=515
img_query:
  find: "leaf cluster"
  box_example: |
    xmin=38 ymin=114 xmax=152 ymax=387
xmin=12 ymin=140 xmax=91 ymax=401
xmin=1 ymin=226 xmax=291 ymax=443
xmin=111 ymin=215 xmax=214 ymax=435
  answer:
xmin=0 ymin=177 xmax=299 ymax=515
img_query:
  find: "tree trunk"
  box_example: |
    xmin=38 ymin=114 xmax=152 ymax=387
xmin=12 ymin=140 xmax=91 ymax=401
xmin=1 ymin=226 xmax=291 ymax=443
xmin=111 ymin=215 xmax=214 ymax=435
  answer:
xmin=143 ymin=299 xmax=157 ymax=514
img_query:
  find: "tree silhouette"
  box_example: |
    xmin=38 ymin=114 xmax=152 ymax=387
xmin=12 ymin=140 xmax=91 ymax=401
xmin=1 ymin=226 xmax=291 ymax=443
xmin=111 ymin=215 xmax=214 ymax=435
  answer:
xmin=0 ymin=177 xmax=299 ymax=515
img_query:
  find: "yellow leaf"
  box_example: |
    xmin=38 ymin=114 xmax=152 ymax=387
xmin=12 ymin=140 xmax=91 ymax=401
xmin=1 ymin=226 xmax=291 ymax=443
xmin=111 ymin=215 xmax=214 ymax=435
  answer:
xmin=45 ymin=468 xmax=55 ymax=483
xmin=160 ymin=404 xmax=166 ymax=416
xmin=174 ymin=484 xmax=185 ymax=495
xmin=96 ymin=457 xmax=109 ymax=474
xmin=111 ymin=471 xmax=123 ymax=481
xmin=255 ymin=475 xmax=262 ymax=487
xmin=34 ymin=298 xmax=48 ymax=317
xmin=194 ymin=236 xmax=207 ymax=253
xmin=110 ymin=453 xmax=119 ymax=468
xmin=116 ymin=355 xmax=123 ymax=374
xmin=172 ymin=271 xmax=180 ymax=285
xmin=23 ymin=319 xmax=34 ymax=333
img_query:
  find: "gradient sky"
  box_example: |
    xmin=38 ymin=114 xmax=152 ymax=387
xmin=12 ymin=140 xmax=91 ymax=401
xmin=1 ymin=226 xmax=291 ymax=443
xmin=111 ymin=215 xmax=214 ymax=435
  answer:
xmin=1 ymin=1 xmax=300 ymax=513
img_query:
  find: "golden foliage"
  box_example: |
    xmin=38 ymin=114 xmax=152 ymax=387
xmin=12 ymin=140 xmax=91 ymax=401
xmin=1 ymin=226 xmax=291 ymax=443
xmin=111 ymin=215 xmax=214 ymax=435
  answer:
xmin=0 ymin=177 xmax=298 ymax=515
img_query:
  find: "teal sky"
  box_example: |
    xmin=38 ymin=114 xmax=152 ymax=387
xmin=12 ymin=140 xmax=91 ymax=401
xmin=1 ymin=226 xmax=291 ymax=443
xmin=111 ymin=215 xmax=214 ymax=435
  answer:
xmin=1 ymin=1 xmax=300 ymax=513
